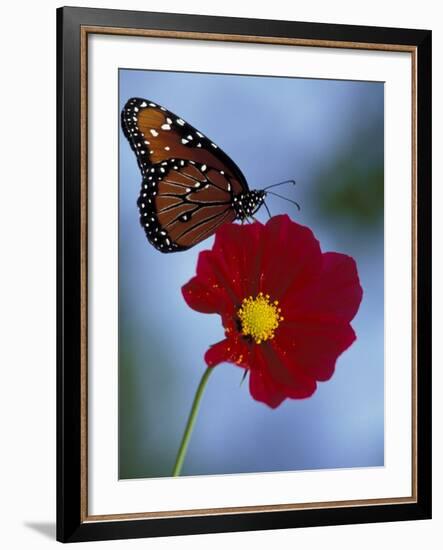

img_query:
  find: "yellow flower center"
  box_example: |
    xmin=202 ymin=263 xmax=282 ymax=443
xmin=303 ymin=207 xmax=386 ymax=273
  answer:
xmin=238 ymin=292 xmax=283 ymax=344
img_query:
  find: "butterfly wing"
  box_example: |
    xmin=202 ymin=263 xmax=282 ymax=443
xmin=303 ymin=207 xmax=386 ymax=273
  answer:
xmin=121 ymin=97 xmax=249 ymax=252
xmin=139 ymin=159 xmax=237 ymax=252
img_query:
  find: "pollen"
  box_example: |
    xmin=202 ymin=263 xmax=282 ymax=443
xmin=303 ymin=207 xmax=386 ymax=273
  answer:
xmin=238 ymin=292 xmax=283 ymax=344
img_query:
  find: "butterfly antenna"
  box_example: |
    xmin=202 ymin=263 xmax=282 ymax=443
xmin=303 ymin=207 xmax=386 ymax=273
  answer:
xmin=263 ymin=179 xmax=296 ymax=191
xmin=263 ymin=200 xmax=272 ymax=220
xmin=266 ymin=191 xmax=301 ymax=211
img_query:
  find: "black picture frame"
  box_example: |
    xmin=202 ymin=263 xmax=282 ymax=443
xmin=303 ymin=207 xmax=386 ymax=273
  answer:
xmin=57 ymin=6 xmax=432 ymax=543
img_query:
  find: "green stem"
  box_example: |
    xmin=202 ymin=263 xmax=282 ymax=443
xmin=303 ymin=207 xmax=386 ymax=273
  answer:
xmin=172 ymin=366 xmax=213 ymax=477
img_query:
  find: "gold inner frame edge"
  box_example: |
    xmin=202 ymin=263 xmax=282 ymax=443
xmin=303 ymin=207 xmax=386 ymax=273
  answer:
xmin=79 ymin=25 xmax=418 ymax=523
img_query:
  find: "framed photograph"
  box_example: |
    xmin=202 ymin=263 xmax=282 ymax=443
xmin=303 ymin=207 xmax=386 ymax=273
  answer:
xmin=57 ymin=6 xmax=432 ymax=543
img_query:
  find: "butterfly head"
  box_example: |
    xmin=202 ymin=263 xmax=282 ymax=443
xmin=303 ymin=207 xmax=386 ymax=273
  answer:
xmin=233 ymin=190 xmax=266 ymax=221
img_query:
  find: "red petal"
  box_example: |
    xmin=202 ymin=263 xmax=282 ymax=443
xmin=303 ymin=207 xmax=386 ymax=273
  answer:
xmin=212 ymin=222 xmax=264 ymax=298
xmin=204 ymin=337 xmax=250 ymax=368
xmin=284 ymin=252 xmax=363 ymax=323
xmin=181 ymin=277 xmax=215 ymax=314
xmin=181 ymin=244 xmax=244 ymax=314
xmin=248 ymin=343 xmax=317 ymax=408
xmin=183 ymin=222 xmax=266 ymax=315
xmin=276 ymin=321 xmax=356 ymax=381
xmin=260 ymin=342 xmax=317 ymax=397
xmin=249 ymin=368 xmax=286 ymax=409
xmin=259 ymin=215 xmax=323 ymax=300
xmin=196 ymin=250 xmax=241 ymax=305
xmin=248 ymin=348 xmax=287 ymax=408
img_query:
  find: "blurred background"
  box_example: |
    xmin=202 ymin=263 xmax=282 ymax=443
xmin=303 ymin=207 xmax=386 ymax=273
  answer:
xmin=119 ymin=69 xmax=384 ymax=479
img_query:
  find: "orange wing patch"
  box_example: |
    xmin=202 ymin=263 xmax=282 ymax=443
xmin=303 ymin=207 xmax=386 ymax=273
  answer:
xmin=122 ymin=98 xmax=243 ymax=181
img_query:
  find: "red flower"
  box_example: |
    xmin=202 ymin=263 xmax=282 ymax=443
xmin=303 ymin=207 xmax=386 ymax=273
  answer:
xmin=182 ymin=215 xmax=363 ymax=408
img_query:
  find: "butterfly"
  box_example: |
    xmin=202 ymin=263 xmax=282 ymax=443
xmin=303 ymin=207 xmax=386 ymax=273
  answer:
xmin=121 ymin=97 xmax=297 ymax=253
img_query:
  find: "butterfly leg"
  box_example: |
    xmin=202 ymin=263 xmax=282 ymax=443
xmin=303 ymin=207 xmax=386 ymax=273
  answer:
xmin=240 ymin=205 xmax=252 ymax=223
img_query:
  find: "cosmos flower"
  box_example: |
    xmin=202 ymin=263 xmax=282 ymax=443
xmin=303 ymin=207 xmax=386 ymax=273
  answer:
xmin=182 ymin=215 xmax=363 ymax=408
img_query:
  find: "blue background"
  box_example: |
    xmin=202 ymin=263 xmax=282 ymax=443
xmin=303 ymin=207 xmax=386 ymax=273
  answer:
xmin=119 ymin=69 xmax=384 ymax=479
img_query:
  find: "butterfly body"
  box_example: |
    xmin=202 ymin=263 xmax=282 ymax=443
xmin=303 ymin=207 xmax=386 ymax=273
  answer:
xmin=121 ymin=97 xmax=266 ymax=253
xmin=233 ymin=190 xmax=266 ymax=220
